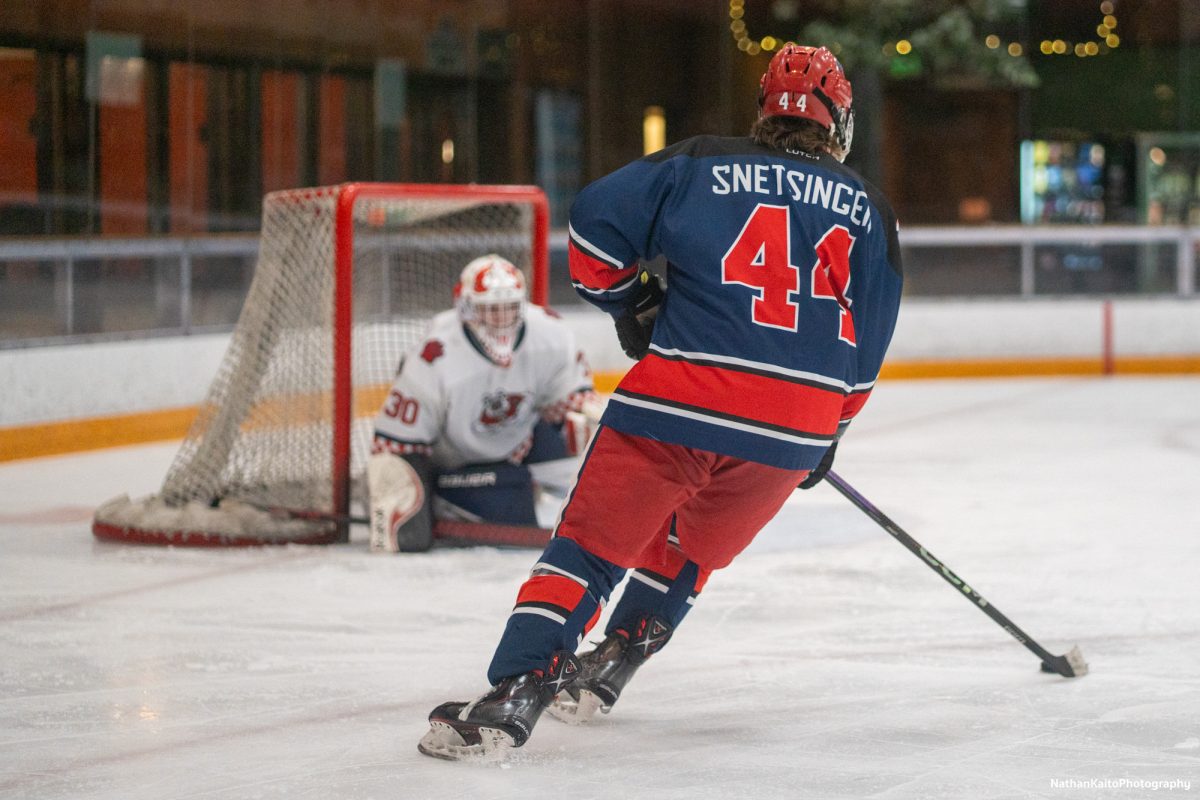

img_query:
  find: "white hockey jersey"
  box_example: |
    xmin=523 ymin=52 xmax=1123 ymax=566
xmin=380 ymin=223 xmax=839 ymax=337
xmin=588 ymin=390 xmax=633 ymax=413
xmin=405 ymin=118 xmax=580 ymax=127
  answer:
xmin=371 ymin=305 xmax=595 ymax=470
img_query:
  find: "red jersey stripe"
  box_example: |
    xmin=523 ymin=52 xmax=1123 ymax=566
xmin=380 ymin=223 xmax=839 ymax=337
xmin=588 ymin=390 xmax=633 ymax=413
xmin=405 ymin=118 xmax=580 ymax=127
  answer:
xmin=569 ymin=240 xmax=638 ymax=291
xmin=841 ymin=389 xmax=872 ymax=421
xmin=618 ymin=354 xmax=844 ymax=436
xmin=515 ymin=574 xmax=587 ymax=612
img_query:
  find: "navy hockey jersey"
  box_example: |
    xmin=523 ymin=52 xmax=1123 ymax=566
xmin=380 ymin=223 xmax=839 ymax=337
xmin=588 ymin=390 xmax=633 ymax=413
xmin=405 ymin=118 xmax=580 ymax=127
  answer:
xmin=568 ymin=135 xmax=903 ymax=471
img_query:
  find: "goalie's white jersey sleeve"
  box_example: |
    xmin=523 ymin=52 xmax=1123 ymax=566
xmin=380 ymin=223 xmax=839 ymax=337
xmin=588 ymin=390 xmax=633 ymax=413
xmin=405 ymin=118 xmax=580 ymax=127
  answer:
xmin=371 ymin=306 xmax=594 ymax=470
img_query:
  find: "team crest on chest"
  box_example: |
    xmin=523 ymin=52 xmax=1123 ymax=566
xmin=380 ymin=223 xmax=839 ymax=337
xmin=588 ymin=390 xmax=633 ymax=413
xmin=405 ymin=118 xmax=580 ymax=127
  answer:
xmin=474 ymin=390 xmax=526 ymax=433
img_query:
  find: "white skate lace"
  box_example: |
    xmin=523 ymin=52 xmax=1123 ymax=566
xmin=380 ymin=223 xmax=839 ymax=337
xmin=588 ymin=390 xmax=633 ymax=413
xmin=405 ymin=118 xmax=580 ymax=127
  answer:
xmin=457 ymin=686 xmax=495 ymax=721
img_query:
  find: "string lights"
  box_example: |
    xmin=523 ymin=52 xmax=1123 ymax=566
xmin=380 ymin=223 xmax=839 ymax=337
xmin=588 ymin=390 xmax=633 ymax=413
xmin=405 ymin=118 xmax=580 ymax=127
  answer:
xmin=728 ymin=0 xmax=1120 ymax=60
xmin=1035 ymin=0 xmax=1119 ymax=57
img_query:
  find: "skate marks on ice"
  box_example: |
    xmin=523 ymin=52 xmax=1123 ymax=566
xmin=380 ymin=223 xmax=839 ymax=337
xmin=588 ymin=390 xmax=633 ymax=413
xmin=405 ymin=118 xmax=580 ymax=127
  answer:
xmin=1 ymin=378 xmax=1199 ymax=798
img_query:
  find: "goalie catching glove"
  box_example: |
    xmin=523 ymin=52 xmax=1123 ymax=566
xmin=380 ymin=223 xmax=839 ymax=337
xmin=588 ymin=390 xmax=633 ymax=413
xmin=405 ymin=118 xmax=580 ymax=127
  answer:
xmin=613 ymin=270 xmax=665 ymax=361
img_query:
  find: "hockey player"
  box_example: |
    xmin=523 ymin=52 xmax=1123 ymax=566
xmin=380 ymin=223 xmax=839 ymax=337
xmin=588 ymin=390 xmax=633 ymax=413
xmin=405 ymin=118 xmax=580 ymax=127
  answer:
xmin=417 ymin=44 xmax=903 ymax=760
xmin=367 ymin=253 xmax=598 ymax=553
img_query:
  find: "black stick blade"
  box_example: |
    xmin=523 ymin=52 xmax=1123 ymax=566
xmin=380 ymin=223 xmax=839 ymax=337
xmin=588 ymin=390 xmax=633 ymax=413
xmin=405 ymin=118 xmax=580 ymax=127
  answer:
xmin=1039 ymin=645 xmax=1089 ymax=678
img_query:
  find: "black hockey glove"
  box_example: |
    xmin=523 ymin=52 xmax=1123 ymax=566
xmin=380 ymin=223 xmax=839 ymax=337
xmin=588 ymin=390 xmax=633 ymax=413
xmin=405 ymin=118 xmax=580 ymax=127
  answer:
xmin=798 ymin=441 xmax=837 ymax=489
xmin=614 ymin=271 xmax=665 ymax=361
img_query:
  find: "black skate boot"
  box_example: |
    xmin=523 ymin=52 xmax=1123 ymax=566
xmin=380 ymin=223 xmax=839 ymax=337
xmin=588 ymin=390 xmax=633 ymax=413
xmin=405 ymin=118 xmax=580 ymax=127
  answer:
xmin=417 ymin=650 xmax=581 ymax=761
xmin=548 ymin=614 xmax=672 ymax=725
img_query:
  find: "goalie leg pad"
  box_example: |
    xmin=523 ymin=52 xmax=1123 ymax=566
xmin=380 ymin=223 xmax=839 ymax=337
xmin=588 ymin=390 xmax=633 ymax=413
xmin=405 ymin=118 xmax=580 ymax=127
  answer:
xmin=367 ymin=453 xmax=427 ymax=553
xmin=434 ymin=462 xmax=538 ymax=526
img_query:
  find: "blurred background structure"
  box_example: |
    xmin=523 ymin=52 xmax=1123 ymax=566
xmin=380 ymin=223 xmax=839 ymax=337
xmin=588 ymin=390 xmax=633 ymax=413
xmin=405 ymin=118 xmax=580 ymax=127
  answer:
xmin=2 ymin=10 xmax=1197 ymax=791
xmin=0 ymin=1 xmax=1198 ymax=414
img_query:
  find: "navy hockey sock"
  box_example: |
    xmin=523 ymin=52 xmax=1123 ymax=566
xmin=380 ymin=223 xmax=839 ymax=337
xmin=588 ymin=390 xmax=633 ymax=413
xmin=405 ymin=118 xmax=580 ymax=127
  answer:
xmin=606 ymin=554 xmax=707 ymax=635
xmin=486 ymin=537 xmax=625 ymax=685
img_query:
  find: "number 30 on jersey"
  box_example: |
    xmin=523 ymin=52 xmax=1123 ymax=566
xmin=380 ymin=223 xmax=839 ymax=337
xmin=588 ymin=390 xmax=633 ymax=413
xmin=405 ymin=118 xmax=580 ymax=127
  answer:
xmin=720 ymin=203 xmax=857 ymax=345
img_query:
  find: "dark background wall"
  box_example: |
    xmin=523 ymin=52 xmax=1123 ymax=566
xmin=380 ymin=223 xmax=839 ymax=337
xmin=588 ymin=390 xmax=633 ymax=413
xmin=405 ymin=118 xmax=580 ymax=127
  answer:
xmin=1 ymin=0 xmax=1197 ymax=234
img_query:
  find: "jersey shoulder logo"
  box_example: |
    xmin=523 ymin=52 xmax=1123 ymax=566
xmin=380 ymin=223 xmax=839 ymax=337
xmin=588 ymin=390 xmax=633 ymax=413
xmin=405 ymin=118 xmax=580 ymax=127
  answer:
xmin=474 ymin=390 xmax=525 ymax=432
xmin=421 ymin=339 xmax=445 ymax=363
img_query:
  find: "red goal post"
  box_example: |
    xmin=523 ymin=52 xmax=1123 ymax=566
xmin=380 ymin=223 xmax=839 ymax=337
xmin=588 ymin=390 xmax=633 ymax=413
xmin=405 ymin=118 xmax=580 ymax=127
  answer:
xmin=93 ymin=182 xmax=549 ymax=547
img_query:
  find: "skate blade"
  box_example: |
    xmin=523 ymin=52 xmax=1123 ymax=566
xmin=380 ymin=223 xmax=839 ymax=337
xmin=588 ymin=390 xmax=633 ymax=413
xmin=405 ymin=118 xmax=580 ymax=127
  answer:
xmin=417 ymin=720 xmax=515 ymax=762
xmin=546 ymin=689 xmax=606 ymax=725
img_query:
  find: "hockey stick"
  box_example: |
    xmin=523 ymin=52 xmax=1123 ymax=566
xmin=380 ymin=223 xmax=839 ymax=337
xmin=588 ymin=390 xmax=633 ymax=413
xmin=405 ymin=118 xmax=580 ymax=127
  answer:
xmin=823 ymin=471 xmax=1088 ymax=678
xmin=432 ymin=519 xmax=551 ymax=549
xmin=262 ymin=505 xmax=551 ymax=549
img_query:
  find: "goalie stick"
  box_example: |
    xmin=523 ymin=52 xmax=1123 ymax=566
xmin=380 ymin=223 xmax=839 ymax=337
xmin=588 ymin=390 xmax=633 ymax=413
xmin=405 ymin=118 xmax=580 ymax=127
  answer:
xmin=263 ymin=505 xmax=552 ymax=549
xmin=823 ymin=471 xmax=1088 ymax=678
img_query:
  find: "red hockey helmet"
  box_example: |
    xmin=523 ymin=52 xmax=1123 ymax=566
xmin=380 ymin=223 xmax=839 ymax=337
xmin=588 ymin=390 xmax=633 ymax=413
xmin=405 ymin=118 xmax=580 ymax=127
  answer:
xmin=454 ymin=254 xmax=527 ymax=366
xmin=758 ymin=44 xmax=855 ymax=158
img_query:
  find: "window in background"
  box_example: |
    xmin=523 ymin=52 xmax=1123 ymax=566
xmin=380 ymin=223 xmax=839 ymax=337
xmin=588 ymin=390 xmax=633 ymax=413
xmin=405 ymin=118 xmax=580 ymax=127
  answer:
xmin=374 ymin=59 xmax=407 ymax=182
xmin=88 ymin=32 xmax=149 ymax=235
xmin=535 ymin=89 xmax=582 ymax=227
xmin=1137 ymin=133 xmax=1200 ymax=226
xmin=205 ymin=65 xmax=261 ymax=231
xmin=1020 ymin=139 xmax=1106 ymax=224
xmin=0 ymin=48 xmax=39 ymax=235
xmin=168 ymin=62 xmax=209 ymax=233
xmin=260 ymin=69 xmax=304 ymax=196
xmin=407 ymin=76 xmax=475 ymax=183
xmin=318 ymin=74 xmax=348 ymax=186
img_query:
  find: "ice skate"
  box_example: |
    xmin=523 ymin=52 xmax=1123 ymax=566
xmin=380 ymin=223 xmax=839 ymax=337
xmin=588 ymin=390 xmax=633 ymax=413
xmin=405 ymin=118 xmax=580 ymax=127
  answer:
xmin=417 ymin=650 xmax=580 ymax=761
xmin=548 ymin=614 xmax=672 ymax=725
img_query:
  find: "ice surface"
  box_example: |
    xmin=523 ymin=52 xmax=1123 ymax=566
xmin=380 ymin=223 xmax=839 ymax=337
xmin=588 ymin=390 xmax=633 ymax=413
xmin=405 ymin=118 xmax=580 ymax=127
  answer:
xmin=2 ymin=377 xmax=1199 ymax=799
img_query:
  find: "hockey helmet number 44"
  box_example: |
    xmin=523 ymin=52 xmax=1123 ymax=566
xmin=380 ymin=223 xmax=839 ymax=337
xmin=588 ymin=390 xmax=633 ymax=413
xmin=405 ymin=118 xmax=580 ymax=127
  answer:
xmin=758 ymin=44 xmax=855 ymax=159
xmin=455 ymin=254 xmax=527 ymax=367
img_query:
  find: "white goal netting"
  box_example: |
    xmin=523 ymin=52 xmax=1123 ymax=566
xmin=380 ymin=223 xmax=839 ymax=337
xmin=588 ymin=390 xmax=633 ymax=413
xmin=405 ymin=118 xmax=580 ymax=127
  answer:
xmin=94 ymin=184 xmax=546 ymax=546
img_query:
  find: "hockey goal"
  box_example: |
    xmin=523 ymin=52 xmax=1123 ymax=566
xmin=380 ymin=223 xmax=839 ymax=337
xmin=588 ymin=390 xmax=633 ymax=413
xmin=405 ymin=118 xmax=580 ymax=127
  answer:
xmin=93 ymin=183 xmax=549 ymax=546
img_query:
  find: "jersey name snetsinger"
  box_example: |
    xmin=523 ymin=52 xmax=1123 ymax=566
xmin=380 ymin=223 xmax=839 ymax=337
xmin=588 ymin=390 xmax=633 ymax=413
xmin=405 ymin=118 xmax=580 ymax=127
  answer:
xmin=710 ymin=163 xmax=874 ymax=232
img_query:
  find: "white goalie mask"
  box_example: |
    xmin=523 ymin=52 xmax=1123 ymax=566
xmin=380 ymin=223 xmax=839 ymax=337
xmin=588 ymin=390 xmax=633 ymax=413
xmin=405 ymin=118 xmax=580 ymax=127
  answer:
xmin=455 ymin=254 xmax=527 ymax=367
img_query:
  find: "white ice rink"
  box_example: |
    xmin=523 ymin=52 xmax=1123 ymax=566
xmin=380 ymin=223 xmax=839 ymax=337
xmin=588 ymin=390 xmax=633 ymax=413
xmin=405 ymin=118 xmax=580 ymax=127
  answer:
xmin=2 ymin=376 xmax=1199 ymax=799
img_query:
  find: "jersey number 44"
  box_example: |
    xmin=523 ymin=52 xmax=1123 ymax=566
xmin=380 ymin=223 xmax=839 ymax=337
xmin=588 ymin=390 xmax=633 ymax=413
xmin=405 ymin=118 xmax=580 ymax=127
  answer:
xmin=721 ymin=203 xmax=856 ymax=346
